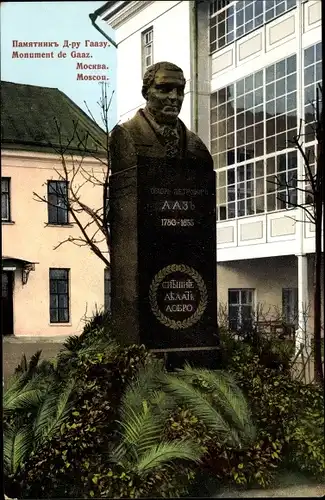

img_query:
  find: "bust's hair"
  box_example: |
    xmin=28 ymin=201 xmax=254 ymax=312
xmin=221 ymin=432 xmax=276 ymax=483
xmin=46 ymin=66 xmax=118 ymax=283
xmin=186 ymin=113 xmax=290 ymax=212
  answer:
xmin=142 ymin=61 xmax=185 ymax=99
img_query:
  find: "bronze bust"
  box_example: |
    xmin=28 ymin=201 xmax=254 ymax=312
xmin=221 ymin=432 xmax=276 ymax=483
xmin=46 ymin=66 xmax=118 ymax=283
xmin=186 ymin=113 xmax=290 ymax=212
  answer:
xmin=110 ymin=61 xmax=212 ymax=172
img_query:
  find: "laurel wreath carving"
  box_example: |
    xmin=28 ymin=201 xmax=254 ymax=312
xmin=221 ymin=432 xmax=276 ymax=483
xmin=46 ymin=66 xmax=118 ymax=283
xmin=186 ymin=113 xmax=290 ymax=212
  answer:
xmin=149 ymin=264 xmax=208 ymax=330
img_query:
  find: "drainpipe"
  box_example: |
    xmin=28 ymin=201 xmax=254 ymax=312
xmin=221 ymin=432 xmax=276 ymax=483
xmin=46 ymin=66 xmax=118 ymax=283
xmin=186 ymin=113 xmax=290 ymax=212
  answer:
xmin=190 ymin=0 xmax=198 ymax=134
xmin=89 ymin=11 xmax=118 ymax=49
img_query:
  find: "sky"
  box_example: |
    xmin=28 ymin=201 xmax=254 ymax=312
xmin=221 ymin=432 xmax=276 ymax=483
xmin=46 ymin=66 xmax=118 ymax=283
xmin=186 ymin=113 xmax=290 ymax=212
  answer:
xmin=1 ymin=1 xmax=117 ymax=130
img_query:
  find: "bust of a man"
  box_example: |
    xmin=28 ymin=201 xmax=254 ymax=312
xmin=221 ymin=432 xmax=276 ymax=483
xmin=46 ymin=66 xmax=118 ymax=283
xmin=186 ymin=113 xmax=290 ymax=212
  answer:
xmin=108 ymin=62 xmax=214 ymax=345
xmin=110 ymin=61 xmax=212 ymax=172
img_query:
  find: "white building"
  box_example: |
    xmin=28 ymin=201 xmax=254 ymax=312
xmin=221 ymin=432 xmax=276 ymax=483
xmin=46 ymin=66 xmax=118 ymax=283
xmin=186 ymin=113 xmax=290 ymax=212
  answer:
xmin=97 ymin=0 xmax=322 ymax=344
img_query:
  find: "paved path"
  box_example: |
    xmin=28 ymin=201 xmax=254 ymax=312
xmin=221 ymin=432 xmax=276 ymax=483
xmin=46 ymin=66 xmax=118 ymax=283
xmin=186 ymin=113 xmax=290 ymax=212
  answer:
xmin=214 ymin=484 xmax=325 ymax=497
xmin=3 ymin=336 xmax=68 ymax=388
xmin=5 ymin=484 xmax=324 ymax=500
xmin=214 ymin=472 xmax=325 ymax=498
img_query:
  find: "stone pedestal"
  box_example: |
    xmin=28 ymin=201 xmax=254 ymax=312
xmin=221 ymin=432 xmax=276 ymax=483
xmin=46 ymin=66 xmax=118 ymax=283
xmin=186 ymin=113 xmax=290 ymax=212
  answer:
xmin=109 ymin=167 xmax=139 ymax=345
xmin=109 ymin=155 xmax=218 ymax=365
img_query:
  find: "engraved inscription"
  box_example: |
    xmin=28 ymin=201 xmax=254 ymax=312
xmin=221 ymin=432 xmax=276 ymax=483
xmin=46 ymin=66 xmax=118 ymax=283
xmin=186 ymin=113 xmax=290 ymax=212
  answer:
xmin=149 ymin=264 xmax=208 ymax=330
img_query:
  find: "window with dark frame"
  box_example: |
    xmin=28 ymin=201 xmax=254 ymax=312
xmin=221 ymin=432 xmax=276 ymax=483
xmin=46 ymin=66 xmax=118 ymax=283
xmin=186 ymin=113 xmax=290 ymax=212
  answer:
xmin=48 ymin=180 xmax=69 ymax=224
xmin=1 ymin=177 xmax=11 ymax=221
xmin=104 ymin=267 xmax=111 ymax=313
xmin=49 ymin=268 xmax=70 ymax=323
xmin=282 ymin=288 xmax=298 ymax=328
xmin=142 ymin=27 xmax=153 ymax=76
xmin=304 ymin=42 xmax=322 ymax=204
xmin=228 ymin=288 xmax=254 ymax=330
xmin=212 ymin=54 xmax=298 ymax=220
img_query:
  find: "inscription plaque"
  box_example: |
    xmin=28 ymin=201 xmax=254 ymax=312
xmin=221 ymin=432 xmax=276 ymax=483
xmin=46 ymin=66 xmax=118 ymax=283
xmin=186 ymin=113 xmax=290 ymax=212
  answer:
xmin=137 ymin=156 xmax=218 ymax=352
xmin=149 ymin=264 xmax=208 ymax=330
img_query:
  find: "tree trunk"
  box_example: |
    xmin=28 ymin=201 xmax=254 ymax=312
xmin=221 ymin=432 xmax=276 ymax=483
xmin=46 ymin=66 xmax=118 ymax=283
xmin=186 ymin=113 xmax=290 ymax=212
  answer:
xmin=313 ymin=198 xmax=324 ymax=384
xmin=313 ymin=96 xmax=324 ymax=385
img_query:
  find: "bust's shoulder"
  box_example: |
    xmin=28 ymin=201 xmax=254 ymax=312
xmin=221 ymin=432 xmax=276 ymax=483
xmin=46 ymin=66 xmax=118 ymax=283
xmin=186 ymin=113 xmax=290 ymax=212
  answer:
xmin=109 ymin=118 xmax=137 ymax=158
xmin=110 ymin=112 xmax=146 ymax=148
xmin=113 ymin=111 xmax=143 ymax=135
xmin=186 ymin=128 xmax=209 ymax=151
xmin=181 ymin=123 xmax=212 ymax=162
xmin=109 ymin=120 xmax=137 ymax=172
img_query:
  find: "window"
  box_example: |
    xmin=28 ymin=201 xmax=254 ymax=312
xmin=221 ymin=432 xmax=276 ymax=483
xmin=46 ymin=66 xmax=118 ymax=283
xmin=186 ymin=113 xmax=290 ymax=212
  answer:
xmin=1 ymin=178 xmax=11 ymax=221
xmin=209 ymin=0 xmax=296 ymax=54
xmin=142 ymin=27 xmax=153 ymax=75
xmin=48 ymin=180 xmax=69 ymax=224
xmin=282 ymin=288 xmax=298 ymax=328
xmin=212 ymin=55 xmax=298 ymax=220
xmin=228 ymin=289 xmax=254 ymax=330
xmin=104 ymin=267 xmax=111 ymax=312
xmin=304 ymin=143 xmax=316 ymax=205
xmin=304 ymin=42 xmax=322 ymax=204
xmin=49 ymin=268 xmax=70 ymax=323
xmin=304 ymin=42 xmax=322 ymax=136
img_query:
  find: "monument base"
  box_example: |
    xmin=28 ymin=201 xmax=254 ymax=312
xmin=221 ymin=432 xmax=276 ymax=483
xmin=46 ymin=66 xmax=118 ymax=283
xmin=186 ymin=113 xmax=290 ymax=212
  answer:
xmin=150 ymin=347 xmax=220 ymax=371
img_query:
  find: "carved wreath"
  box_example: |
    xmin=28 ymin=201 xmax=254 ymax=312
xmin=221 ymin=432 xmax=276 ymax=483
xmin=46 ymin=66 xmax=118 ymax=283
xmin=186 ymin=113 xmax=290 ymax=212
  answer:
xmin=149 ymin=264 xmax=208 ymax=330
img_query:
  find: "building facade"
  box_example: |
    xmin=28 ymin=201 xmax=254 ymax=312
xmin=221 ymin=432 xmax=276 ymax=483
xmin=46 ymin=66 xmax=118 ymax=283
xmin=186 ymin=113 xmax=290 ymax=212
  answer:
xmin=1 ymin=82 xmax=109 ymax=337
xmin=98 ymin=0 xmax=322 ymax=345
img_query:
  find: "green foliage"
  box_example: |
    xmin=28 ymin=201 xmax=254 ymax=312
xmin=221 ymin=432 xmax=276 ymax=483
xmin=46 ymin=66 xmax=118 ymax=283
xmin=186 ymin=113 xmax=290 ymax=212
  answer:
xmin=94 ymin=372 xmax=203 ymax=498
xmin=54 ymin=308 xmax=112 ymax=373
xmin=178 ymin=364 xmax=255 ymax=445
xmin=15 ymin=342 xmax=152 ymax=499
xmin=220 ymin=336 xmax=325 ymax=486
xmin=166 ymin=407 xmax=211 ymax=448
xmin=5 ymin=312 xmax=323 ymax=498
xmin=3 ymin=361 xmax=78 ymax=498
xmin=4 ymin=422 xmax=34 ymax=476
xmin=164 ymin=397 xmax=281 ymax=489
xmin=284 ymin=385 xmax=325 ymax=479
xmin=176 ymin=329 xmax=324 ymax=491
xmin=81 ymin=307 xmax=112 ymax=344
xmin=82 ymin=358 xmax=255 ymax=499
xmin=204 ymin=435 xmax=283 ymax=488
xmin=219 ymin=328 xmax=295 ymax=373
xmin=4 ymin=322 xmax=254 ymax=499
xmin=111 ymin=343 xmax=154 ymax=385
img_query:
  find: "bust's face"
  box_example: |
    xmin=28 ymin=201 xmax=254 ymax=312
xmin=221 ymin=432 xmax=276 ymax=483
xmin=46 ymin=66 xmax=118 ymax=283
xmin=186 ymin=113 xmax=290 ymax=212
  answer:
xmin=146 ymin=68 xmax=185 ymax=125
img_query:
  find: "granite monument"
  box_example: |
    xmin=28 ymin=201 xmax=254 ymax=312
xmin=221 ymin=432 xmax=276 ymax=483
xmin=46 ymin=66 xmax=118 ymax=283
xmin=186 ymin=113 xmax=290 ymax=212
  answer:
xmin=109 ymin=62 xmax=218 ymax=366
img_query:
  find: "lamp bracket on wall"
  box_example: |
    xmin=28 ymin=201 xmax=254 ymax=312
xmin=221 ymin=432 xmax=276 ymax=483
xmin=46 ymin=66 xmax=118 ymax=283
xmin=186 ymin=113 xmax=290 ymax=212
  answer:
xmin=22 ymin=263 xmax=35 ymax=285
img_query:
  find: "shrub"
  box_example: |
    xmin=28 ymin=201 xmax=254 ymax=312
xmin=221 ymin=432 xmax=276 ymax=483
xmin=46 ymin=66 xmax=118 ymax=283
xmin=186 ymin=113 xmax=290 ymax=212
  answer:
xmin=203 ymin=436 xmax=282 ymax=488
xmin=57 ymin=308 xmax=112 ymax=361
xmin=190 ymin=329 xmax=324 ymax=490
xmin=284 ymin=384 xmax=325 ymax=479
xmin=14 ymin=343 xmax=155 ymax=499
xmin=81 ymin=307 xmax=112 ymax=345
xmin=7 ymin=314 xmax=322 ymax=498
xmin=164 ymin=371 xmax=282 ymax=489
xmin=85 ymin=361 xmax=255 ymax=498
xmin=224 ymin=337 xmax=325 ymax=484
xmin=5 ymin=333 xmax=255 ymax=499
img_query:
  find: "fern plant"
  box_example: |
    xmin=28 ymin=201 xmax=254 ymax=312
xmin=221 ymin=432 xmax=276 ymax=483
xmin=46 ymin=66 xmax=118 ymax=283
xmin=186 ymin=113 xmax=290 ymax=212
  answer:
xmin=4 ymin=336 xmax=256 ymax=498
xmin=173 ymin=363 xmax=256 ymax=447
xmin=3 ymin=364 xmax=78 ymax=478
xmin=90 ymin=359 xmax=255 ymax=497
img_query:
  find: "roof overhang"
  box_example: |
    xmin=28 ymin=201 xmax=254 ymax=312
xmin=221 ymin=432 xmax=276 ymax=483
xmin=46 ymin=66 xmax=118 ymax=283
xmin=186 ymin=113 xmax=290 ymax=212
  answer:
xmin=2 ymin=257 xmax=38 ymax=284
xmin=95 ymin=1 xmax=127 ymax=21
xmin=2 ymin=257 xmax=37 ymax=267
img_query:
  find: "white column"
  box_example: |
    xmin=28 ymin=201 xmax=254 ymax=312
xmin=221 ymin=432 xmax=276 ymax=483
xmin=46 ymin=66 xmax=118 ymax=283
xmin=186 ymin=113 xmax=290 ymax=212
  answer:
xmin=294 ymin=1 xmax=310 ymax=355
xmin=296 ymin=253 xmax=309 ymax=353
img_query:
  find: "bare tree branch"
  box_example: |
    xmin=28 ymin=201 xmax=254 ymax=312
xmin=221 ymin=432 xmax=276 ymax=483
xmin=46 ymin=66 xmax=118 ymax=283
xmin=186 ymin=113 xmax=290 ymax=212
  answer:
xmin=33 ymin=83 xmax=114 ymax=269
